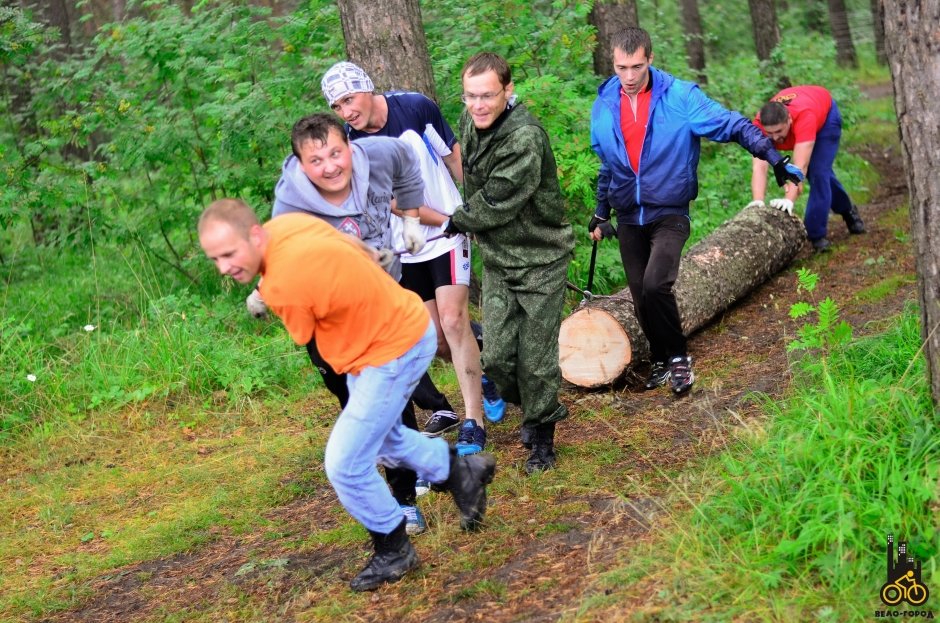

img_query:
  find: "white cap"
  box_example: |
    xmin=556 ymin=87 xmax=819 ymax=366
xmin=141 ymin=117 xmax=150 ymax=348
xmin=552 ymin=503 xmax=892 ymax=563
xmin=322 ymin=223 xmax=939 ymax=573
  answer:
xmin=321 ymin=61 xmax=374 ymax=106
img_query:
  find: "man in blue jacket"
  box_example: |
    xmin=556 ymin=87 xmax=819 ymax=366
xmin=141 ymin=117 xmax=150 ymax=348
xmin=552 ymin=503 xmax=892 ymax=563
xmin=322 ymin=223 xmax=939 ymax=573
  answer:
xmin=588 ymin=27 xmax=803 ymax=395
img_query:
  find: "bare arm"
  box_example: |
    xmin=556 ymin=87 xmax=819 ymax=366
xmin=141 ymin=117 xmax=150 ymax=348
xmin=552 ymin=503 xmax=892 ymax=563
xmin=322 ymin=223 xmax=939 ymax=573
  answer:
xmin=751 ymin=157 xmax=770 ymax=201
xmin=390 ymin=202 xmax=443 ymax=226
xmin=443 ymin=143 xmax=463 ymax=183
xmin=783 ymin=140 xmax=814 ymax=201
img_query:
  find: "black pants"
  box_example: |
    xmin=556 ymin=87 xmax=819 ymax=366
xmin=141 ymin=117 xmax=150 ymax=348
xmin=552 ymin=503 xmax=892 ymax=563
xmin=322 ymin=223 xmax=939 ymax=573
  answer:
xmin=305 ymin=339 xmax=449 ymax=506
xmin=617 ymin=215 xmax=690 ymax=363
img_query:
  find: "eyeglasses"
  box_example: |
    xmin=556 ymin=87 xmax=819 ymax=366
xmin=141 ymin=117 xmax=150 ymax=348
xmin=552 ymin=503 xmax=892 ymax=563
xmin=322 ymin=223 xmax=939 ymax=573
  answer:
xmin=460 ymin=88 xmax=505 ymax=104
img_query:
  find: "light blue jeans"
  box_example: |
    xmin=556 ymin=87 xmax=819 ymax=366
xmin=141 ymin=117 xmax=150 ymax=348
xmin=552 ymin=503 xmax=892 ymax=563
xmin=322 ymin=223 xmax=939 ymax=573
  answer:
xmin=323 ymin=321 xmax=451 ymax=534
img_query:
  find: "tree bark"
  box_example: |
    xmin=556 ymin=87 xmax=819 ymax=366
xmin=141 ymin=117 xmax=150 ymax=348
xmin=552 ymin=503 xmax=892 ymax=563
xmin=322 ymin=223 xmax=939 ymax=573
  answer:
xmin=827 ymin=0 xmax=858 ymax=68
xmin=882 ymin=0 xmax=940 ymax=410
xmin=747 ymin=0 xmax=791 ymax=90
xmin=336 ymin=0 xmax=437 ymax=100
xmin=589 ymin=0 xmax=639 ymax=77
xmin=559 ymin=206 xmax=806 ymax=387
xmin=748 ymin=0 xmax=780 ymax=61
xmin=870 ymin=0 xmax=887 ymax=65
xmin=678 ymin=0 xmax=707 ymax=84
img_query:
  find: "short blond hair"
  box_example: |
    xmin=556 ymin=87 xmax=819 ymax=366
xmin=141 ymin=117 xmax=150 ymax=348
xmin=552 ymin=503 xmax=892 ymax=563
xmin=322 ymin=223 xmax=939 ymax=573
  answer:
xmin=198 ymin=198 xmax=259 ymax=238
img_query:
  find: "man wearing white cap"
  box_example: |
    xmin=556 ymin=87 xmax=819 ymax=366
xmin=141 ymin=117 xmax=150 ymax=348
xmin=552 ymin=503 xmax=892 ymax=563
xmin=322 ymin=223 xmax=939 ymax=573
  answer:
xmin=321 ymin=61 xmax=506 ymax=460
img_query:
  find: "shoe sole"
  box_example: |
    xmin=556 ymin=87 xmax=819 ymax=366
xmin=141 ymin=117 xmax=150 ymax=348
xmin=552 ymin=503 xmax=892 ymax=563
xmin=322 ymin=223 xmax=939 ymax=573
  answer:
xmin=455 ymin=443 xmax=483 ymax=456
xmin=349 ymin=551 xmax=420 ymax=592
xmin=405 ymin=523 xmax=427 ymax=536
xmin=421 ymin=421 xmax=459 ymax=437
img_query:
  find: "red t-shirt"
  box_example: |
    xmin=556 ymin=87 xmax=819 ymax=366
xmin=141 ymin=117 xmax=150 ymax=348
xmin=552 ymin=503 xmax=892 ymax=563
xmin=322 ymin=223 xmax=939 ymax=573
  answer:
xmin=619 ymin=83 xmax=652 ymax=173
xmin=754 ymin=85 xmax=832 ymax=151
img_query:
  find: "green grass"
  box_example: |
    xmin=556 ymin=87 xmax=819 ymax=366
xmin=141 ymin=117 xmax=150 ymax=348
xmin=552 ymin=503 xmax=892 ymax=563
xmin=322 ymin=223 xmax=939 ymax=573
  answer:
xmin=574 ymin=305 xmax=938 ymax=622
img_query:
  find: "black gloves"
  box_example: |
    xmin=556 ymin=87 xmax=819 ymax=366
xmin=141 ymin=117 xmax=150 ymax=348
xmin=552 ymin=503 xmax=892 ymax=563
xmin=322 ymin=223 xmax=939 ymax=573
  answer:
xmin=442 ymin=218 xmax=462 ymax=238
xmin=588 ymin=214 xmax=616 ymax=239
xmin=587 ymin=214 xmax=607 ymax=234
xmin=597 ymin=221 xmax=616 ymax=239
xmin=772 ymin=156 xmax=804 ymax=187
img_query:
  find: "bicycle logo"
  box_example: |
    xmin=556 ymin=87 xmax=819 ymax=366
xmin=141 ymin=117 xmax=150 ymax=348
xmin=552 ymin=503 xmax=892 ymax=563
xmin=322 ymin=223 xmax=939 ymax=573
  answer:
xmin=882 ymin=534 xmax=930 ymax=606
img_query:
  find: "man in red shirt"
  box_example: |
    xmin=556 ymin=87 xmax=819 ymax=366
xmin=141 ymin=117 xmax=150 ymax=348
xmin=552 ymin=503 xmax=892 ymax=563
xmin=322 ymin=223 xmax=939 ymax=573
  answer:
xmin=749 ymin=85 xmax=866 ymax=252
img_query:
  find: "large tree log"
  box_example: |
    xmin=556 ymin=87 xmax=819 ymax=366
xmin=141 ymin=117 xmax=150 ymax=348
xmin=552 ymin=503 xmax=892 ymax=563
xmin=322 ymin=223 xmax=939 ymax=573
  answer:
xmin=559 ymin=205 xmax=806 ymax=387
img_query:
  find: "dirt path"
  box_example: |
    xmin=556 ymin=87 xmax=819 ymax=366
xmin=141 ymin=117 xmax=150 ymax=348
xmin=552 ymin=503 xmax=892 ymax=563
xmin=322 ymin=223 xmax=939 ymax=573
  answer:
xmin=44 ymin=103 xmax=914 ymax=623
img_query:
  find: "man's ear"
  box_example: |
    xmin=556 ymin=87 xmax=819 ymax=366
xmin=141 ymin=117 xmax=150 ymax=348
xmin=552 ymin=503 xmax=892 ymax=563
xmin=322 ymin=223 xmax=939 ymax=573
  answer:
xmin=248 ymin=223 xmax=267 ymax=250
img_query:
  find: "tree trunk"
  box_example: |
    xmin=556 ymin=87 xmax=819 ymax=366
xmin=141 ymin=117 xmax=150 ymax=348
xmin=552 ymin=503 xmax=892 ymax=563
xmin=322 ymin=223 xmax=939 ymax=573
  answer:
xmin=559 ymin=205 xmax=806 ymax=387
xmin=870 ymin=0 xmax=887 ymax=65
xmin=882 ymin=0 xmax=940 ymax=410
xmin=748 ymin=0 xmax=779 ymax=61
xmin=678 ymin=0 xmax=707 ymax=84
xmin=336 ymin=0 xmax=437 ymax=100
xmin=747 ymin=0 xmax=791 ymax=90
xmin=589 ymin=0 xmax=639 ymax=77
xmin=827 ymin=0 xmax=858 ymax=68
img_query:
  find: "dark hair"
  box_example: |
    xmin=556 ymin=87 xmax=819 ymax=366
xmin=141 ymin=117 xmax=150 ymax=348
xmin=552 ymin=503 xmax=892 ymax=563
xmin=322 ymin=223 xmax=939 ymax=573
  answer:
xmin=198 ymin=198 xmax=258 ymax=238
xmin=461 ymin=52 xmax=512 ymax=87
xmin=759 ymin=101 xmax=789 ymax=126
xmin=290 ymin=113 xmax=347 ymax=158
xmin=610 ymin=26 xmax=653 ymax=58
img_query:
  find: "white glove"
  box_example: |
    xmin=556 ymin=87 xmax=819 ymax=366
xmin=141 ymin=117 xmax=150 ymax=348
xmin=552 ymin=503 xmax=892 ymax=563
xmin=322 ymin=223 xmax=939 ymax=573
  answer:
xmin=401 ymin=215 xmax=425 ymax=254
xmin=246 ymin=288 xmax=268 ymax=319
xmin=745 ymin=199 xmax=766 ymax=210
xmin=769 ymin=198 xmax=794 ymax=216
xmin=375 ymin=248 xmax=395 ymax=272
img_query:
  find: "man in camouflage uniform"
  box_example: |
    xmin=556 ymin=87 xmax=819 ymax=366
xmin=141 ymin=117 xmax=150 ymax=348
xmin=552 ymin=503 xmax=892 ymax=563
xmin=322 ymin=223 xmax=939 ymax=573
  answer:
xmin=444 ymin=52 xmax=574 ymax=474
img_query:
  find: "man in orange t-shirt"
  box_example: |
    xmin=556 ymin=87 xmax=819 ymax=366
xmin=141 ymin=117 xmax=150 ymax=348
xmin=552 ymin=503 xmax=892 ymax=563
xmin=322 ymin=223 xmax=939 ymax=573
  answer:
xmin=749 ymin=85 xmax=866 ymax=252
xmin=198 ymin=199 xmax=496 ymax=592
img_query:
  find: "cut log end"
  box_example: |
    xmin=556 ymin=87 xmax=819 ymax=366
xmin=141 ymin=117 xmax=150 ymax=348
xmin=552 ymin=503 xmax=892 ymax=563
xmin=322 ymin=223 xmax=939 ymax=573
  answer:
xmin=559 ymin=308 xmax=632 ymax=387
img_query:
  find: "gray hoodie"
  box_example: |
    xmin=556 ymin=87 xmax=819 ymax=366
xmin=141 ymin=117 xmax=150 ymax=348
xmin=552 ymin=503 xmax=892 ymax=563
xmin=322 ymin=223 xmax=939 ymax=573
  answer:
xmin=271 ymin=136 xmax=425 ymax=280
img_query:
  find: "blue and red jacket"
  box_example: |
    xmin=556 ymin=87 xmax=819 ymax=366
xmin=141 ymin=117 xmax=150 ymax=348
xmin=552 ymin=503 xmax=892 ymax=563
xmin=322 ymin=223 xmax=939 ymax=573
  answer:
xmin=591 ymin=67 xmax=784 ymax=226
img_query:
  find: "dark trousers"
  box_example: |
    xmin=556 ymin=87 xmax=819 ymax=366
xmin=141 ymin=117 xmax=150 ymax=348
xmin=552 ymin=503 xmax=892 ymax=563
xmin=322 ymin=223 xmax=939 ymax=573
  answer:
xmin=306 ymin=339 xmax=446 ymax=506
xmin=617 ymin=215 xmax=690 ymax=363
xmin=804 ymin=101 xmax=853 ymax=240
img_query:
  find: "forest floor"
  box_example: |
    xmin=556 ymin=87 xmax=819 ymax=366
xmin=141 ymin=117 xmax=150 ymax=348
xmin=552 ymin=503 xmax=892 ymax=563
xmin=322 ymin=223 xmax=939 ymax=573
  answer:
xmin=16 ymin=86 xmax=917 ymax=623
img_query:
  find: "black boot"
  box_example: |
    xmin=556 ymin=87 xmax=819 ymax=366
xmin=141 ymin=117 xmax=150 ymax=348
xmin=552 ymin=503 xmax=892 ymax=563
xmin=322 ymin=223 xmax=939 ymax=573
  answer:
xmin=525 ymin=422 xmax=557 ymax=474
xmin=437 ymin=448 xmax=496 ymax=531
xmin=520 ymin=423 xmax=535 ymax=449
xmin=843 ymin=205 xmax=866 ymax=234
xmin=349 ymin=518 xmax=419 ymax=592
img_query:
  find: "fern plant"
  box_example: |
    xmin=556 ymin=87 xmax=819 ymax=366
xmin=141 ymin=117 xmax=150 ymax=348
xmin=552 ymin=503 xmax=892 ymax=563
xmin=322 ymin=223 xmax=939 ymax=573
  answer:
xmin=788 ymin=268 xmax=853 ymax=353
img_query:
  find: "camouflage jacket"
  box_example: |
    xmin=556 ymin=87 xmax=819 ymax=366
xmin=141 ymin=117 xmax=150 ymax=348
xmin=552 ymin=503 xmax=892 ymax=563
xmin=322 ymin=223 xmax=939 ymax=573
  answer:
xmin=452 ymin=103 xmax=574 ymax=270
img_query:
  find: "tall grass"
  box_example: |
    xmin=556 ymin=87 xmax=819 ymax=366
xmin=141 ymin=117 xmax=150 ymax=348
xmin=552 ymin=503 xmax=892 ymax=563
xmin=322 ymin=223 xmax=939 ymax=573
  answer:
xmin=0 ymin=248 xmax=311 ymax=441
xmin=585 ymin=304 xmax=937 ymax=621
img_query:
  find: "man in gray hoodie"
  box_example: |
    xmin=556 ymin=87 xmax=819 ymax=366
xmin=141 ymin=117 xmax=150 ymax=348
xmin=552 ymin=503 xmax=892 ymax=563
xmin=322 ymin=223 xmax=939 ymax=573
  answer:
xmin=254 ymin=113 xmax=435 ymax=535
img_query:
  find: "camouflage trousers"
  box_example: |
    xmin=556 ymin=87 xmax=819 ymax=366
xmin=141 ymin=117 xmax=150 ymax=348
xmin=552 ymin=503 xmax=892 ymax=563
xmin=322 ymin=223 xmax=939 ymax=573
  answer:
xmin=481 ymin=255 xmax=570 ymax=428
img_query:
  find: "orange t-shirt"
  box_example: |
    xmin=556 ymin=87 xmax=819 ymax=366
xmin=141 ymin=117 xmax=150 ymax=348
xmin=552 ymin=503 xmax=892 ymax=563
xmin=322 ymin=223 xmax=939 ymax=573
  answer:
xmin=259 ymin=213 xmax=429 ymax=375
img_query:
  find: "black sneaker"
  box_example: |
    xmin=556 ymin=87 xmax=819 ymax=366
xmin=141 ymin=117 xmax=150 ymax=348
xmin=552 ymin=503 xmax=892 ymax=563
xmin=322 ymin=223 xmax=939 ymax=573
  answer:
xmin=644 ymin=361 xmax=670 ymax=390
xmin=843 ymin=205 xmax=866 ymax=234
xmin=422 ymin=410 xmax=459 ymax=437
xmin=810 ymin=237 xmax=832 ymax=253
xmin=668 ymin=355 xmax=695 ymax=395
